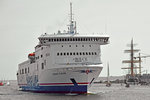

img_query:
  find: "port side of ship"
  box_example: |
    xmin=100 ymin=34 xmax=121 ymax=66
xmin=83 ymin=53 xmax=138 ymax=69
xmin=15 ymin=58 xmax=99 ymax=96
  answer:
xmin=17 ymin=3 xmax=109 ymax=94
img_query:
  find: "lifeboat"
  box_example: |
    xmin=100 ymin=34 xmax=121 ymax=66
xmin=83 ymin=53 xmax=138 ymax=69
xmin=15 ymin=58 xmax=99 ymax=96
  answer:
xmin=28 ymin=53 xmax=35 ymax=57
xmin=0 ymin=82 xmax=4 ymax=86
xmin=28 ymin=53 xmax=35 ymax=59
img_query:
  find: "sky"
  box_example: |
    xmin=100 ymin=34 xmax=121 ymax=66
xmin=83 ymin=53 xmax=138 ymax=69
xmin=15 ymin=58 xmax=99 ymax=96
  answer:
xmin=1 ymin=0 xmax=150 ymax=80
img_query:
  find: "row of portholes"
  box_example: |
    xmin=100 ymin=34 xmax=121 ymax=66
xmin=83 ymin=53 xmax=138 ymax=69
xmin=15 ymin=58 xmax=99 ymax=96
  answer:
xmin=40 ymin=37 xmax=108 ymax=43
xmin=57 ymin=52 xmax=97 ymax=56
xmin=61 ymin=45 xmax=91 ymax=47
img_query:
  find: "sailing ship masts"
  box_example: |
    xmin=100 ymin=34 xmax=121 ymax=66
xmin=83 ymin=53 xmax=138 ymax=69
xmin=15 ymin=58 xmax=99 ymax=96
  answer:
xmin=139 ymin=53 xmax=142 ymax=75
xmin=130 ymin=39 xmax=134 ymax=76
xmin=107 ymin=62 xmax=110 ymax=83
xmin=122 ymin=39 xmax=140 ymax=76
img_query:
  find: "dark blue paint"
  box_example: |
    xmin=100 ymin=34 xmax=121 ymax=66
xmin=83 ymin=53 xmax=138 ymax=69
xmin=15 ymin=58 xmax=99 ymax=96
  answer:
xmin=20 ymin=85 xmax=87 ymax=94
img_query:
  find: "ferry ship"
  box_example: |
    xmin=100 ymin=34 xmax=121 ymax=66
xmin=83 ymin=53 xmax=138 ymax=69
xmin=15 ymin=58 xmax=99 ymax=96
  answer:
xmin=17 ymin=3 xmax=109 ymax=94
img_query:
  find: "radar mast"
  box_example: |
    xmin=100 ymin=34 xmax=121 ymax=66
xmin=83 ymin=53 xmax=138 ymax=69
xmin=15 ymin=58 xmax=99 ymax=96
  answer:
xmin=68 ymin=2 xmax=77 ymax=34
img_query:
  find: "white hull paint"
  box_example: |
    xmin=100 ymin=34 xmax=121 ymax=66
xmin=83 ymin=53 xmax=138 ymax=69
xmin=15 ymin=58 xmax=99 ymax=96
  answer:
xmin=17 ymin=3 xmax=109 ymax=94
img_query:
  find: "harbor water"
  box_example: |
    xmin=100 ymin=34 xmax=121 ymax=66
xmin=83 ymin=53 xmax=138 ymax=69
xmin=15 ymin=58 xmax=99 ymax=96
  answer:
xmin=1 ymin=81 xmax=150 ymax=100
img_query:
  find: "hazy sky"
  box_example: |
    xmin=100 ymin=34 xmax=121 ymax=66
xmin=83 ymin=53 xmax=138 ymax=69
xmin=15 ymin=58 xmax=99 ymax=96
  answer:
xmin=1 ymin=0 xmax=150 ymax=80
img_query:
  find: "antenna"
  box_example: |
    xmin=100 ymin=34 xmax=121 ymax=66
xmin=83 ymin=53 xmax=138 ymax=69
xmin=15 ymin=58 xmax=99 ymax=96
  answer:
xmin=68 ymin=2 xmax=76 ymax=34
xmin=105 ymin=17 xmax=107 ymax=34
xmin=70 ymin=2 xmax=72 ymax=24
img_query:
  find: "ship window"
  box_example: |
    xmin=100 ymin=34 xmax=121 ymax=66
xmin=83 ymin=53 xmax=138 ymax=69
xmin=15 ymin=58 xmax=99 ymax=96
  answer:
xmin=57 ymin=53 xmax=59 ymax=56
xmin=76 ymin=45 xmax=77 ymax=47
xmin=76 ymin=52 xmax=79 ymax=55
xmin=92 ymin=52 xmax=94 ymax=55
xmin=96 ymin=38 xmax=98 ymax=41
xmin=86 ymin=52 xmax=88 ymax=55
xmin=25 ymin=68 xmax=27 ymax=74
xmin=67 ymin=52 xmax=69 ymax=55
xmin=64 ymin=52 xmax=66 ymax=56
xmin=82 ymin=45 xmax=84 ymax=47
xmin=28 ymin=67 xmax=29 ymax=73
xmin=73 ymin=52 xmax=75 ymax=55
xmin=62 ymin=38 xmax=64 ymax=41
xmin=75 ymin=38 xmax=77 ymax=41
xmin=62 ymin=45 xmax=63 ymax=47
xmin=89 ymin=52 xmax=91 ymax=55
xmin=97 ymin=38 xmax=99 ymax=41
xmin=95 ymin=52 xmax=97 ymax=55
xmin=41 ymin=63 xmax=44 ymax=70
xmin=70 ymin=52 xmax=72 ymax=55
xmin=58 ymin=38 xmax=61 ymax=41
xmin=60 ymin=53 xmax=63 ymax=56
xmin=65 ymin=38 xmax=67 ymax=41
xmin=69 ymin=45 xmax=71 ymax=47
xmin=80 ymin=52 xmax=82 ymax=55
xmin=107 ymin=38 xmax=108 ymax=41
xmin=89 ymin=45 xmax=91 ymax=47
xmin=83 ymin=52 xmax=85 ymax=55
xmin=41 ymin=55 xmax=43 ymax=58
xmin=73 ymin=38 xmax=75 ymax=41
xmin=70 ymin=38 xmax=72 ymax=41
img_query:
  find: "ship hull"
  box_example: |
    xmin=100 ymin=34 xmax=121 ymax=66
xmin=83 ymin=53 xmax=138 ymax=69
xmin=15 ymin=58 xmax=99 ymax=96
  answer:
xmin=18 ymin=66 xmax=102 ymax=94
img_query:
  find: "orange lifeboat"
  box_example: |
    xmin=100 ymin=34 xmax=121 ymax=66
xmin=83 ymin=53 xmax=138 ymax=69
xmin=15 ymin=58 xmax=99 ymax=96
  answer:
xmin=28 ymin=53 xmax=35 ymax=57
xmin=0 ymin=82 xmax=3 ymax=86
xmin=28 ymin=53 xmax=35 ymax=61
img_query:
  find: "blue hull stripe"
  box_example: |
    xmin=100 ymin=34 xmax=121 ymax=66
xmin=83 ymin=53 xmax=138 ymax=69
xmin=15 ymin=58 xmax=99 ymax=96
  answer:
xmin=20 ymin=85 xmax=87 ymax=94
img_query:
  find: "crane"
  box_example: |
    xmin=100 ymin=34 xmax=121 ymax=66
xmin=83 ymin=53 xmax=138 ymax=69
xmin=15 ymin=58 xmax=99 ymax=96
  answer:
xmin=134 ymin=53 xmax=150 ymax=75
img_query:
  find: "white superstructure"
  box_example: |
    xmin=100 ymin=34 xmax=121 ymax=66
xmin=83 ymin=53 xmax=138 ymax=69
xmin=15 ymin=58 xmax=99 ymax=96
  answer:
xmin=17 ymin=3 xmax=109 ymax=94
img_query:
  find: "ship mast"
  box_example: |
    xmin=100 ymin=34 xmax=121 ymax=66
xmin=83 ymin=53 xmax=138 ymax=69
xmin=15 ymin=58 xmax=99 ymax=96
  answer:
xmin=107 ymin=62 xmax=110 ymax=83
xmin=122 ymin=39 xmax=140 ymax=77
xmin=134 ymin=53 xmax=150 ymax=75
xmin=70 ymin=2 xmax=73 ymax=26
xmin=68 ymin=2 xmax=76 ymax=34
xmin=131 ymin=39 xmax=134 ymax=76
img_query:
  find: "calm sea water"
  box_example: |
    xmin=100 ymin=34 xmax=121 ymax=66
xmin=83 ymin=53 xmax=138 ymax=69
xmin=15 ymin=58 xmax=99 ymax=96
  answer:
xmin=1 ymin=80 xmax=150 ymax=100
